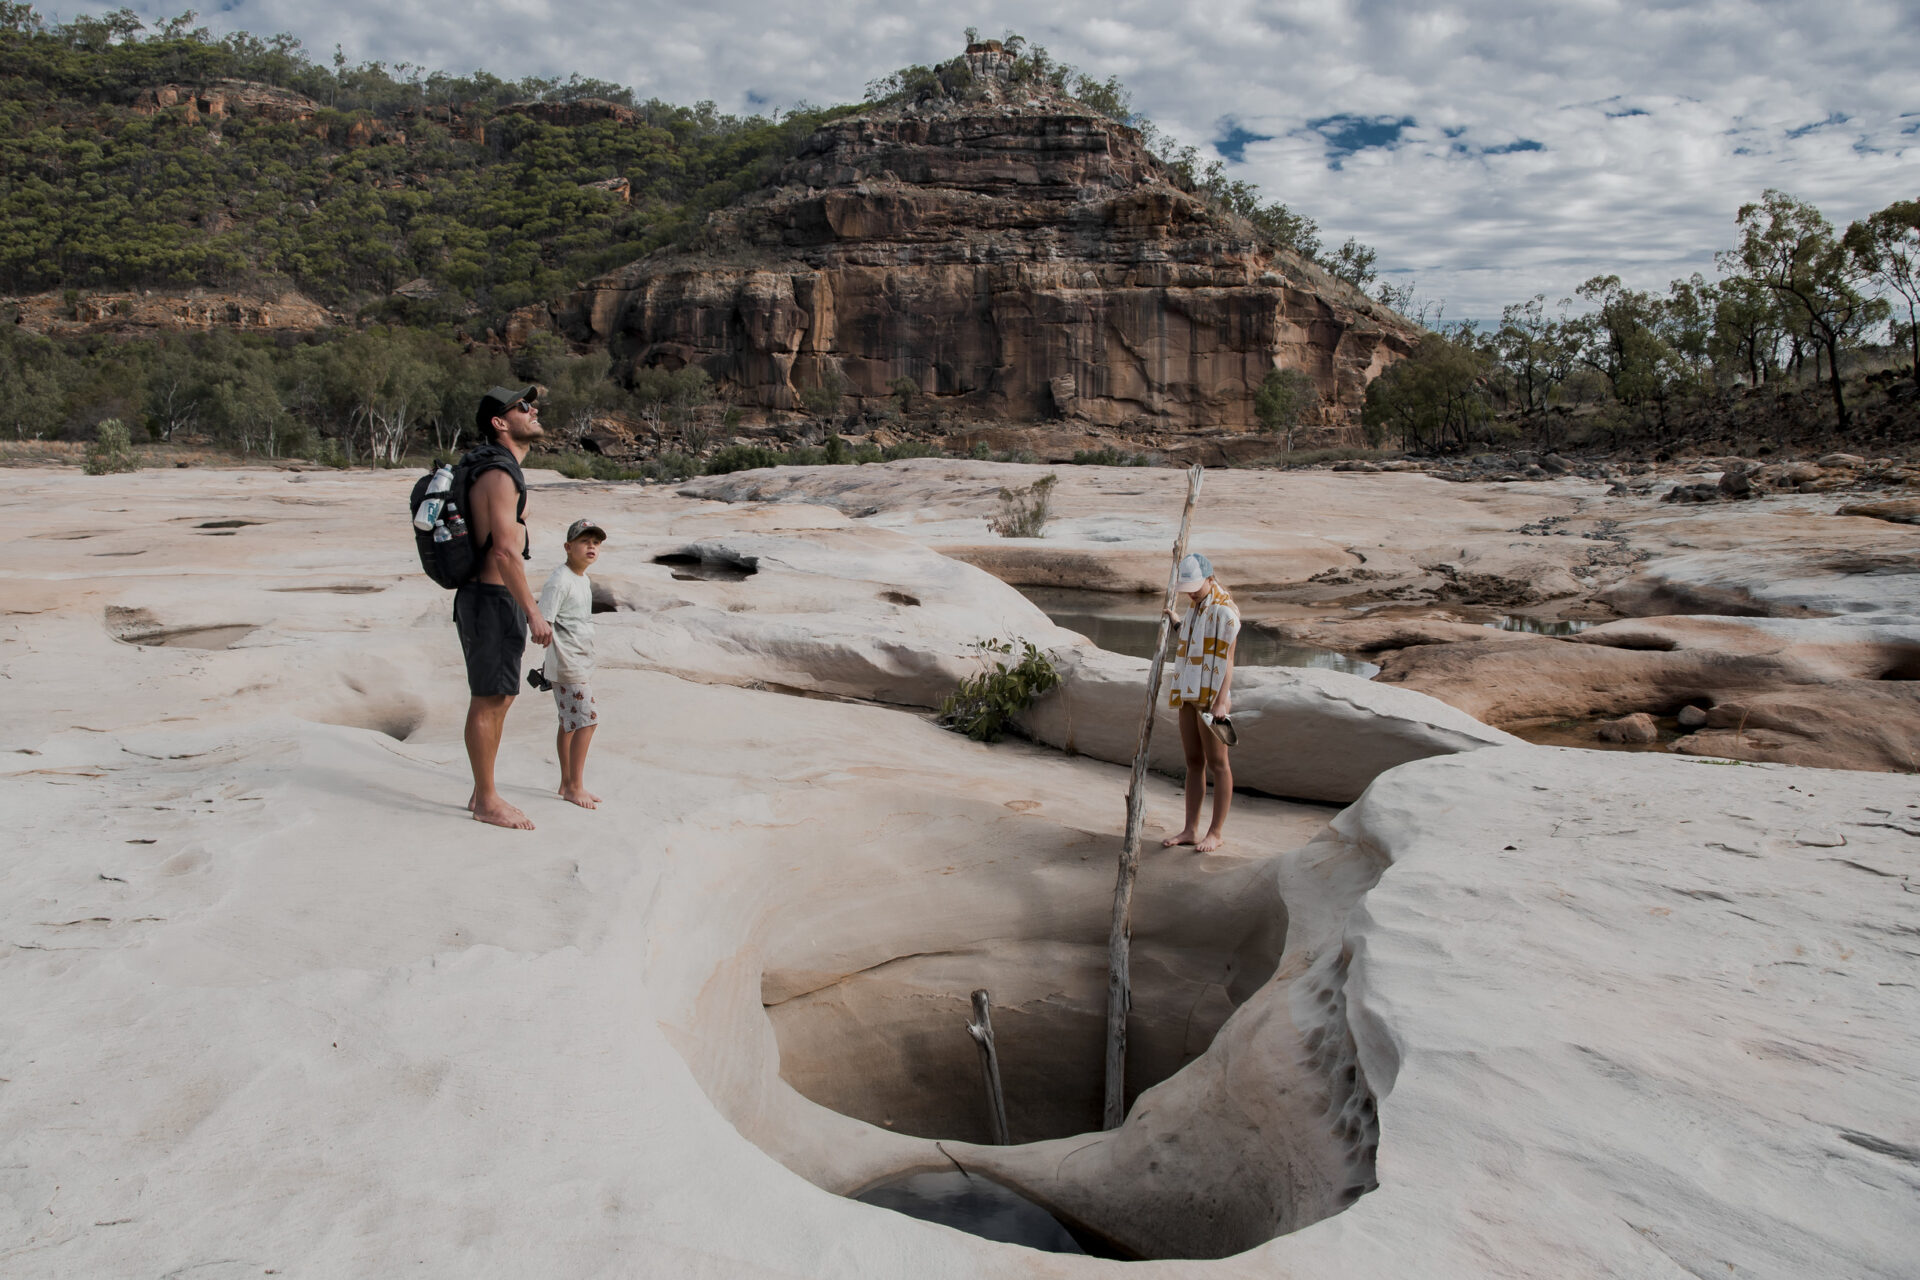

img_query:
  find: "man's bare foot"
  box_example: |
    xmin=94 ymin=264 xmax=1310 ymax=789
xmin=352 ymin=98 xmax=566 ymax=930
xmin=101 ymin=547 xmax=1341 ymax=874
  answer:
xmin=1195 ymin=831 xmax=1225 ymax=853
xmin=472 ymin=797 xmax=534 ymax=829
xmin=1162 ymin=830 xmax=1197 ymax=848
xmin=560 ymin=786 xmax=597 ymax=810
xmin=465 ymin=790 xmax=476 ymax=812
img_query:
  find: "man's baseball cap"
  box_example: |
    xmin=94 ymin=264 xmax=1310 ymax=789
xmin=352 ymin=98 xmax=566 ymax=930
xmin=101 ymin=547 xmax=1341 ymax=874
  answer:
xmin=565 ymin=518 xmax=607 ymax=543
xmin=475 ymin=384 xmax=538 ymax=433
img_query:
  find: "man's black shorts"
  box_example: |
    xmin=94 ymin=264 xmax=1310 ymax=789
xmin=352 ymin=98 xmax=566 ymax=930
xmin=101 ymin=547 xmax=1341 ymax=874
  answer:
xmin=453 ymin=582 xmax=526 ymax=697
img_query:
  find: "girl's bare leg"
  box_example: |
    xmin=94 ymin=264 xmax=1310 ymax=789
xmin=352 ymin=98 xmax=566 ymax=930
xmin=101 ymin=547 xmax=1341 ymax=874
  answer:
xmin=1163 ymin=704 xmax=1206 ymax=846
xmin=1196 ymin=727 xmax=1232 ymax=852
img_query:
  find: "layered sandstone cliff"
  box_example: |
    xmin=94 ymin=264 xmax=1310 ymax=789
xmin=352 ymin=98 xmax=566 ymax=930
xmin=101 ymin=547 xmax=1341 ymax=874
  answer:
xmin=556 ymin=54 xmax=1419 ymax=438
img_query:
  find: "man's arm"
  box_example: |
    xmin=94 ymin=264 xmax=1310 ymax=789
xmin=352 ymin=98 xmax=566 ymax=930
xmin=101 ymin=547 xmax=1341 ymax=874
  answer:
xmin=473 ymin=470 xmax=553 ymax=646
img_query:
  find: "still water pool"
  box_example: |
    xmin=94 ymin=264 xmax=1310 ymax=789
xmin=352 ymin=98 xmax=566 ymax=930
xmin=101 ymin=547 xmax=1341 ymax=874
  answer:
xmin=1017 ymin=586 xmax=1382 ymax=678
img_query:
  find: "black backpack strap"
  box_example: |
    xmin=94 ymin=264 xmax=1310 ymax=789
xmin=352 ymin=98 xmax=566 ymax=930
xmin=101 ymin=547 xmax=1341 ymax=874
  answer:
xmin=455 ymin=444 xmax=531 ymax=562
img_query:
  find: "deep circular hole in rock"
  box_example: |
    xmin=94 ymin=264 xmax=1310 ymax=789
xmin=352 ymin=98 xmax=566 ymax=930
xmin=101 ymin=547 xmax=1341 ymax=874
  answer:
xmin=761 ymin=882 xmax=1287 ymax=1147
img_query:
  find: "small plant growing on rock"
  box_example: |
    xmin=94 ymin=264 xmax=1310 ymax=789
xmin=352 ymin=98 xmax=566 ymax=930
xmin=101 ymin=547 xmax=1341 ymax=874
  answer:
xmin=987 ymin=473 xmax=1056 ymax=537
xmin=83 ymin=419 xmax=139 ymax=474
xmin=939 ymin=638 xmax=1061 ymax=742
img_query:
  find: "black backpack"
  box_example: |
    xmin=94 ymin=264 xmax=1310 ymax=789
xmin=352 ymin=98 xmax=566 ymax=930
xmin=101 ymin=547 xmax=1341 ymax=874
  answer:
xmin=408 ymin=445 xmax=528 ymax=589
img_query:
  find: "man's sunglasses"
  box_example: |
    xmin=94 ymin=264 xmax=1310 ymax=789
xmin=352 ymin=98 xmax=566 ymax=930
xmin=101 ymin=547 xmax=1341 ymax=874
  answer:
xmin=512 ymin=399 xmax=537 ymax=414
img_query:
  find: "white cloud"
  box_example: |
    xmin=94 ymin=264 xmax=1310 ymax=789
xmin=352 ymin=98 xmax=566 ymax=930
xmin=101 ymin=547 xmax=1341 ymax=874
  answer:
xmin=53 ymin=0 xmax=1920 ymax=319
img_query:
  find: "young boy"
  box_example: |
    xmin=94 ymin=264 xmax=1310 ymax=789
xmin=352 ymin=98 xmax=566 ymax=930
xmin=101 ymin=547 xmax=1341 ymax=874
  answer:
xmin=536 ymin=518 xmax=605 ymax=809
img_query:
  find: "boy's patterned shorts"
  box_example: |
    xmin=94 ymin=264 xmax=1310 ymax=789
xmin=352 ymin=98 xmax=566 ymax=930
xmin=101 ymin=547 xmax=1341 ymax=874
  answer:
xmin=552 ymin=682 xmax=598 ymax=733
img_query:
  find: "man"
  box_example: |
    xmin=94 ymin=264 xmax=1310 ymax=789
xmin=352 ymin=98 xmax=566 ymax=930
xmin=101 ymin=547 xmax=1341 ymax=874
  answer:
xmin=456 ymin=385 xmax=554 ymax=830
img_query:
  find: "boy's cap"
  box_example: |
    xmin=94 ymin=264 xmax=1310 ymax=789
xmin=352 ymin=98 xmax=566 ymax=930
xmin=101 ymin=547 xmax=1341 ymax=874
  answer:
xmin=1174 ymin=551 xmax=1213 ymax=592
xmin=566 ymin=518 xmax=607 ymax=543
xmin=475 ymin=385 xmax=538 ymax=433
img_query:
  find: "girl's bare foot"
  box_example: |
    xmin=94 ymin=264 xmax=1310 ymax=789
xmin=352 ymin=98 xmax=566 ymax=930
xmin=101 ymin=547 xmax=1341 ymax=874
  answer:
xmin=560 ymin=786 xmax=597 ymax=809
xmin=587 ymin=791 xmax=603 ymax=805
xmin=1162 ymin=830 xmax=1197 ymax=848
xmin=472 ymin=797 xmax=534 ymax=829
xmin=1195 ymin=831 xmax=1225 ymax=853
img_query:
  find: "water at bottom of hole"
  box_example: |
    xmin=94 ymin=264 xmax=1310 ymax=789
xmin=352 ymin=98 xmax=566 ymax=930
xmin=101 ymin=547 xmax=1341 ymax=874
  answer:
xmin=855 ymin=1170 xmax=1132 ymax=1258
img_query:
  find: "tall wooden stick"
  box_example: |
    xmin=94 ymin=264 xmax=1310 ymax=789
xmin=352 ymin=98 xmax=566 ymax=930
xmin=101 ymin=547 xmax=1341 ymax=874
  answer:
xmin=1103 ymin=464 xmax=1204 ymax=1130
xmin=966 ymin=988 xmax=1011 ymax=1145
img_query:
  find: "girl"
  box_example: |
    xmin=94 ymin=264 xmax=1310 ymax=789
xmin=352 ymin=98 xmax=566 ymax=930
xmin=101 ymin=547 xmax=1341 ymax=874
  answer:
xmin=1161 ymin=552 xmax=1239 ymax=852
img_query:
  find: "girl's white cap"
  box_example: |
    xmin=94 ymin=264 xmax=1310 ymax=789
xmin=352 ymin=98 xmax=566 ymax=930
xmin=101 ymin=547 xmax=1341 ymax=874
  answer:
xmin=1175 ymin=552 xmax=1213 ymax=592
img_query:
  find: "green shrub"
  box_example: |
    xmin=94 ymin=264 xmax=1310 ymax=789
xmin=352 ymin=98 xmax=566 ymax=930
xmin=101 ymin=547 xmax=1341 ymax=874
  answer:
xmin=704 ymin=444 xmax=784 ymax=475
xmin=82 ymin=419 xmax=139 ymax=474
xmin=823 ymin=434 xmax=850 ymax=465
xmin=591 ymin=457 xmax=648 ymax=481
xmin=882 ymin=439 xmax=941 ymax=460
xmin=938 ymin=639 xmax=1061 ymax=742
xmin=1276 ymin=446 xmax=1392 ymax=467
xmin=1254 ymin=368 xmax=1317 ymax=448
xmin=967 ymin=441 xmax=992 ymax=460
xmin=987 ymin=473 xmax=1056 ymax=537
xmin=1070 ymin=446 xmax=1153 ymax=466
xmin=647 ymin=451 xmax=699 ymax=481
xmin=306 ymin=438 xmax=349 ymax=469
xmin=851 ymin=443 xmax=884 ymax=464
xmin=799 ymin=374 xmax=844 ymax=419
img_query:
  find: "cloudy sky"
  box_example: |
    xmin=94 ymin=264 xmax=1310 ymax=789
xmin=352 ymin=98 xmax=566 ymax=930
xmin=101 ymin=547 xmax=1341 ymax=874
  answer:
xmin=59 ymin=0 xmax=1920 ymax=320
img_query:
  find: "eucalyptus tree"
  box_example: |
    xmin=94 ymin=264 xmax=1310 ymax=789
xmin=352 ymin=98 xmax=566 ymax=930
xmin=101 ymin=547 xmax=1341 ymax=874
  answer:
xmin=1844 ymin=199 xmax=1920 ymax=384
xmin=1733 ymin=190 xmax=1886 ymax=431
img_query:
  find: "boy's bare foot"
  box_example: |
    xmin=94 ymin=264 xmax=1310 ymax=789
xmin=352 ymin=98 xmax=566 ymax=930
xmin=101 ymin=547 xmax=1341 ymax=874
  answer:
xmin=560 ymin=786 xmax=597 ymax=810
xmin=472 ymin=797 xmax=534 ymax=829
xmin=1195 ymin=831 xmax=1225 ymax=853
xmin=1161 ymin=830 xmax=1197 ymax=848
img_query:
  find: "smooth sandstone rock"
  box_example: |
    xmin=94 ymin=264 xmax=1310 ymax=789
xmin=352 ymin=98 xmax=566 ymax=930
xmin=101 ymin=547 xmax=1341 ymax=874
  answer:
xmin=1020 ymin=644 xmax=1520 ymax=803
xmin=1836 ymin=497 xmax=1920 ymax=525
xmin=1377 ymin=615 xmax=1920 ymax=771
xmin=4 ymin=467 xmax=1918 ymax=1278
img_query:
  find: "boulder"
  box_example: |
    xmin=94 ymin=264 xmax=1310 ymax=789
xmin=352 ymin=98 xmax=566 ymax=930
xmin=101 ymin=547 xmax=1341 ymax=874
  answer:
xmin=1596 ymin=711 xmax=1658 ymax=743
xmin=1019 ymin=644 xmax=1521 ymax=803
xmin=1677 ymin=703 xmax=1709 ymax=728
xmin=1836 ymin=498 xmax=1920 ymax=525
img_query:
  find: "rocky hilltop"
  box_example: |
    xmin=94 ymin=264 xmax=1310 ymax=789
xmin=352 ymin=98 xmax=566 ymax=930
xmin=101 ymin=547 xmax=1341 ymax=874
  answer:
xmin=555 ymin=45 xmax=1418 ymax=440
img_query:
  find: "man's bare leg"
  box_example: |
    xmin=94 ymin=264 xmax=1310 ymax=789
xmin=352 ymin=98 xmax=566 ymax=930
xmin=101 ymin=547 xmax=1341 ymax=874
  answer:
xmin=1162 ymin=705 xmax=1205 ymax=847
xmin=558 ymin=724 xmax=598 ymax=808
xmin=1195 ymin=732 xmax=1232 ymax=852
xmin=465 ymin=693 xmax=532 ymax=829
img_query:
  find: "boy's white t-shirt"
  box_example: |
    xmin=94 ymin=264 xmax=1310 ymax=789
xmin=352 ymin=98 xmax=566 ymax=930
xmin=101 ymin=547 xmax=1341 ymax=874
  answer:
xmin=537 ymin=564 xmax=595 ymax=684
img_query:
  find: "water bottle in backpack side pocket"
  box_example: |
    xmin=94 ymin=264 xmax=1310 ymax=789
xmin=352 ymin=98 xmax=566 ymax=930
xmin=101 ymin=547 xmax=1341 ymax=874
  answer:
xmin=413 ymin=463 xmax=454 ymax=531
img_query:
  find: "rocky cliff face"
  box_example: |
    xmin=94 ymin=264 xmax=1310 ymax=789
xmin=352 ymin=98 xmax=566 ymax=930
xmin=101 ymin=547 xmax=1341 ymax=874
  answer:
xmin=556 ymin=64 xmax=1418 ymax=438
